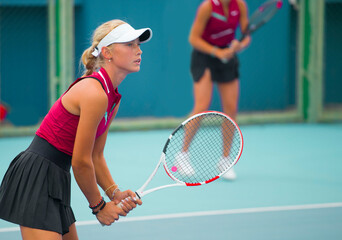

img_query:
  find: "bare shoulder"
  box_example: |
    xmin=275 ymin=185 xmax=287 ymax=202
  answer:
xmin=78 ymin=78 xmax=107 ymax=106
xmin=197 ymin=0 xmax=212 ymax=16
xmin=237 ymin=0 xmax=248 ymax=11
xmin=62 ymin=77 xmax=107 ymax=116
xmin=67 ymin=77 xmax=107 ymax=115
xmin=201 ymin=0 xmax=211 ymax=9
xmin=237 ymin=0 xmax=249 ymax=18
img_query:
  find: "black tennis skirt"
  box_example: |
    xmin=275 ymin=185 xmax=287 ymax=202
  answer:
xmin=0 ymin=135 xmax=76 ymax=235
xmin=190 ymin=48 xmax=239 ymax=83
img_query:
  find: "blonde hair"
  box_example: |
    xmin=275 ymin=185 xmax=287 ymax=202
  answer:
xmin=81 ymin=19 xmax=126 ymax=76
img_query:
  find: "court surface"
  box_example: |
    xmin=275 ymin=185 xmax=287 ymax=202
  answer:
xmin=0 ymin=123 xmax=341 ymax=239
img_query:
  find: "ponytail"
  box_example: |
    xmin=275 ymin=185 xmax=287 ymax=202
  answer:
xmin=81 ymin=45 xmax=99 ymax=76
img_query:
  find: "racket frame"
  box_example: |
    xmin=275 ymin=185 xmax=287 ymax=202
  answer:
xmin=240 ymin=0 xmax=283 ymax=41
xmin=135 ymin=153 xmax=186 ymax=199
xmin=222 ymin=0 xmax=282 ymax=63
xmin=135 ymin=111 xmax=243 ymax=199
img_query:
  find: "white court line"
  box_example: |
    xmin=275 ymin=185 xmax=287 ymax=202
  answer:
xmin=1 ymin=202 xmax=342 ymax=232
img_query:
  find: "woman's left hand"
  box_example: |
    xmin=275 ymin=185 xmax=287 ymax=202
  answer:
xmin=230 ymin=39 xmax=241 ymax=53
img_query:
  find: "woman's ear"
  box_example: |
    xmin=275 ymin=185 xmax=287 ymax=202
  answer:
xmin=101 ymin=46 xmax=113 ymax=60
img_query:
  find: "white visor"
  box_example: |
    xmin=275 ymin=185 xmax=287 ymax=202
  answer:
xmin=92 ymin=23 xmax=152 ymax=57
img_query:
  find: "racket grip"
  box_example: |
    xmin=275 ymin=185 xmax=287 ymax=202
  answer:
xmin=117 ymin=201 xmax=123 ymax=209
xmin=135 ymin=191 xmax=142 ymax=199
xmin=116 ymin=194 xmax=140 ymax=209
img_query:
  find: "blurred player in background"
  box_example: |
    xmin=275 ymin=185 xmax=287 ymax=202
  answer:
xmin=187 ymin=0 xmax=251 ymax=180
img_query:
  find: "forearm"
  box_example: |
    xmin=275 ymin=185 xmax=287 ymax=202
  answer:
xmin=93 ymin=155 xmax=118 ymax=199
xmin=237 ymin=35 xmax=251 ymax=52
xmin=72 ymin=159 xmax=102 ymax=206
xmin=92 ymin=110 xmax=121 ymax=200
xmin=190 ymin=36 xmax=219 ymax=56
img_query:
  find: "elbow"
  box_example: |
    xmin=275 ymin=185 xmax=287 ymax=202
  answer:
xmin=189 ymin=34 xmax=196 ymax=47
xmin=71 ymin=157 xmax=93 ymax=173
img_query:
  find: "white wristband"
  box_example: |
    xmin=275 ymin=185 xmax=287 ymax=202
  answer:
xmin=110 ymin=187 xmax=120 ymax=201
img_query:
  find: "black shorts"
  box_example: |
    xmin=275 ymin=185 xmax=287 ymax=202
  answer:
xmin=0 ymin=135 xmax=75 ymax=235
xmin=190 ymin=48 xmax=239 ymax=83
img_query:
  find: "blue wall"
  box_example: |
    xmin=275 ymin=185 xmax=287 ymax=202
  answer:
xmin=1 ymin=0 xmax=298 ymax=125
xmin=0 ymin=6 xmax=48 ymax=125
xmin=324 ymin=2 xmax=342 ymax=106
xmin=75 ymin=0 xmax=201 ymax=118
xmin=75 ymin=0 xmax=296 ymax=118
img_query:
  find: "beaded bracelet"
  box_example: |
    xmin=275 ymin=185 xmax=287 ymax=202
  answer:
xmin=92 ymin=201 xmax=106 ymax=215
xmin=89 ymin=197 xmax=104 ymax=210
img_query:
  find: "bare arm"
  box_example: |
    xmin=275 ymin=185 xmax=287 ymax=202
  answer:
xmin=233 ymin=0 xmax=251 ymax=52
xmin=189 ymin=1 xmax=214 ymax=55
xmin=70 ymin=79 xmax=107 ymax=206
xmin=189 ymin=1 xmax=237 ymax=60
xmin=92 ymin=101 xmax=142 ymax=210
xmin=92 ymin=101 xmax=121 ymax=199
xmin=64 ymin=78 xmax=124 ymax=225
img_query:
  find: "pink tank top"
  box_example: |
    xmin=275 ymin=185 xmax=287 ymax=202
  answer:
xmin=36 ymin=68 xmax=121 ymax=155
xmin=201 ymin=0 xmax=241 ymax=47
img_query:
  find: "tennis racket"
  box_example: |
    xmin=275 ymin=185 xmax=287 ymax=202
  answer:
xmin=240 ymin=0 xmax=283 ymax=41
xmin=131 ymin=111 xmax=243 ymax=200
xmin=222 ymin=0 xmax=282 ymax=63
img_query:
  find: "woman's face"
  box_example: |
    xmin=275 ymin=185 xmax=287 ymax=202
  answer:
xmin=111 ymin=38 xmax=143 ymax=73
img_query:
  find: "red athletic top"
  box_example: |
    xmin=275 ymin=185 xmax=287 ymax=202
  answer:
xmin=201 ymin=0 xmax=241 ymax=47
xmin=36 ymin=68 xmax=121 ymax=155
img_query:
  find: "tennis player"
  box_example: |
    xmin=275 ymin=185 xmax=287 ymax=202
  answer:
xmin=186 ymin=0 xmax=251 ymax=180
xmin=0 ymin=19 xmax=152 ymax=239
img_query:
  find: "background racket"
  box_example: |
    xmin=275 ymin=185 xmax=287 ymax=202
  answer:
xmin=131 ymin=111 xmax=243 ymax=200
xmin=222 ymin=0 xmax=282 ymax=63
xmin=240 ymin=0 xmax=283 ymax=41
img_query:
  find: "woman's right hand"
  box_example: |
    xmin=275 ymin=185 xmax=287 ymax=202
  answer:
xmin=95 ymin=201 xmax=125 ymax=226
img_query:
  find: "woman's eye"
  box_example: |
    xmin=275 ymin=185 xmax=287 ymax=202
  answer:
xmin=126 ymin=42 xmax=140 ymax=47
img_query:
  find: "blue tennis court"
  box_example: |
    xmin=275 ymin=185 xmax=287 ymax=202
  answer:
xmin=1 ymin=123 xmax=341 ymax=239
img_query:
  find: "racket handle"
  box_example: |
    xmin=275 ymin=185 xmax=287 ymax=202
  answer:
xmin=116 ymin=194 xmax=140 ymax=209
xmin=117 ymin=201 xmax=123 ymax=209
xmin=135 ymin=191 xmax=142 ymax=199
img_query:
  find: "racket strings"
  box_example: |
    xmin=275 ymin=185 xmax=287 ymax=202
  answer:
xmin=249 ymin=0 xmax=280 ymax=32
xmin=164 ymin=113 xmax=242 ymax=184
xmin=219 ymin=123 xmax=241 ymax=170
